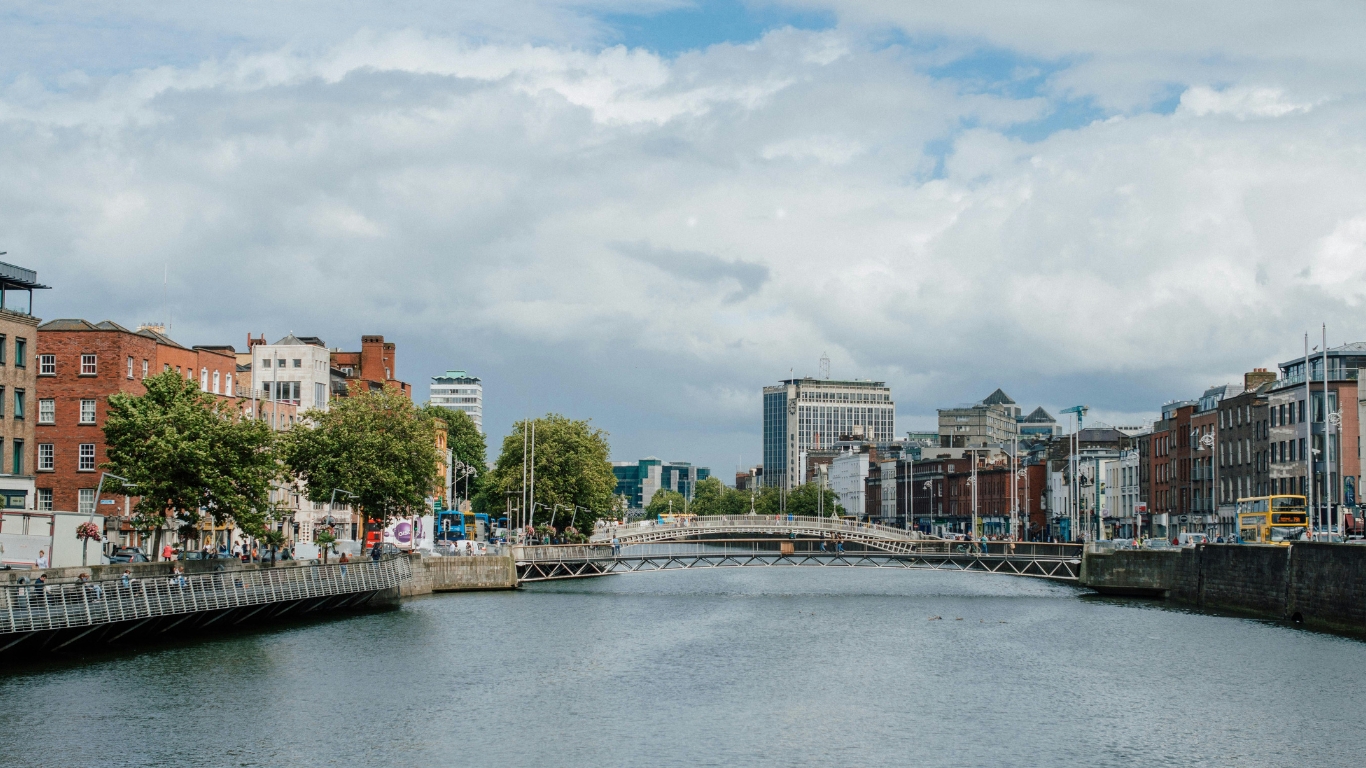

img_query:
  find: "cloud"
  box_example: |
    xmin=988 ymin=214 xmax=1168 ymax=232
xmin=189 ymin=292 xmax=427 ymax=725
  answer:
xmin=616 ymin=241 xmax=770 ymax=302
xmin=1178 ymin=86 xmax=1317 ymax=119
xmin=5 ymin=6 xmax=1366 ymax=475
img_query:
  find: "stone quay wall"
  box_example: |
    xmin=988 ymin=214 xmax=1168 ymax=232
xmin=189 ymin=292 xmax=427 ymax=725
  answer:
xmin=1081 ymin=543 xmax=1366 ymax=634
xmin=400 ymin=553 xmax=517 ymax=597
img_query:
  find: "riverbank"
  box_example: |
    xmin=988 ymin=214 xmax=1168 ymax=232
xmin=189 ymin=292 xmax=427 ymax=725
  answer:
xmin=1080 ymin=542 xmax=1366 ymax=634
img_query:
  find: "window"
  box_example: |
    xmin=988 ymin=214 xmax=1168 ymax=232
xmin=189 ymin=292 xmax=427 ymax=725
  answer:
xmin=315 ymin=382 xmax=326 ymax=405
xmin=38 ymin=443 xmax=53 ymax=471
xmin=127 ymin=356 xmax=134 ymax=379
xmin=293 ymin=358 xmax=302 ymax=368
xmin=13 ymin=389 xmax=23 ymax=419
xmin=78 ymin=488 xmax=95 ymax=515
xmin=79 ymin=399 xmax=96 ymax=424
xmin=11 ymin=440 xmax=22 ymax=474
xmin=0 ymin=386 xmax=5 ymax=416
xmin=142 ymin=359 xmax=148 ymax=379
xmin=81 ymin=354 xmax=96 ymax=375
xmin=14 ymin=338 xmax=25 ymax=368
xmin=0 ymin=335 xmax=5 ymax=364
xmin=39 ymin=353 xmax=54 ymax=375
xmin=37 ymin=489 xmax=53 ymax=511
xmin=261 ymin=358 xmax=271 ymax=368
xmin=200 ymin=368 xmax=208 ymax=391
xmin=38 ymin=398 xmax=54 ymax=424
xmin=78 ymin=443 xmax=96 ymax=471
xmin=225 ymin=373 xmax=233 ymax=396
xmin=212 ymin=370 xmax=220 ymax=394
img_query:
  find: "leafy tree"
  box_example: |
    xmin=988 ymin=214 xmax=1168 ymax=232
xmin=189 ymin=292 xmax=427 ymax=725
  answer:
xmin=281 ymin=387 xmax=440 ymax=542
xmin=476 ymin=414 xmax=617 ymax=535
xmin=644 ymin=490 xmax=687 ymax=519
xmin=261 ymin=529 xmax=286 ymax=564
xmin=784 ymin=482 xmax=845 ymax=517
xmin=103 ymin=371 xmax=280 ymax=559
xmin=420 ymin=404 xmax=486 ymax=505
xmin=689 ymin=477 xmax=757 ymax=516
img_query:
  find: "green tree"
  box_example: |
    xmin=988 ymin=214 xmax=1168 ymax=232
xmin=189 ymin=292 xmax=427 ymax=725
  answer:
xmin=644 ymin=489 xmax=688 ymax=519
xmin=420 ymin=404 xmax=486 ymax=505
xmin=784 ymin=482 xmax=844 ymax=516
xmin=103 ymin=371 xmax=280 ymax=559
xmin=689 ymin=477 xmax=761 ymax=516
xmin=282 ymin=387 xmax=440 ymax=541
xmin=476 ymin=414 xmax=617 ymax=535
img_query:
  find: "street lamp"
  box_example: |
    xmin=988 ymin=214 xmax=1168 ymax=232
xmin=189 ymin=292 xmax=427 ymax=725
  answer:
xmin=89 ymin=472 xmax=136 ymax=566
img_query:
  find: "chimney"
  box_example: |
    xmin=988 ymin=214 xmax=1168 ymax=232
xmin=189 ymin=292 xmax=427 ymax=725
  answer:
xmin=1244 ymin=368 xmax=1276 ymax=390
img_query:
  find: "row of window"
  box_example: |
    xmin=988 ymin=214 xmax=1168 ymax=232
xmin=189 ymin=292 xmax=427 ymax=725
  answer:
xmin=35 ymin=398 xmax=97 ymax=425
xmin=0 ymin=336 xmax=28 ymax=368
xmin=40 ymin=354 xmax=234 ymax=395
xmin=0 ymin=388 xmax=25 ymax=419
xmin=35 ymin=443 xmax=96 ymax=472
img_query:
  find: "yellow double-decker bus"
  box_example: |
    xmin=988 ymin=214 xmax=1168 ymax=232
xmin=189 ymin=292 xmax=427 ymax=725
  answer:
xmin=1236 ymin=495 xmax=1310 ymax=544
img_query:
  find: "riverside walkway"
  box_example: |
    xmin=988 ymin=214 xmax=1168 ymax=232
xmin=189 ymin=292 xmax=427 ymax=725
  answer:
xmin=0 ymin=557 xmax=411 ymax=660
xmin=516 ymin=539 xmax=1082 ymax=583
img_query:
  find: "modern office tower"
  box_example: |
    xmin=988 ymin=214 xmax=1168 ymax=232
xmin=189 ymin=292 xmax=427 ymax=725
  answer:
xmin=762 ymin=377 xmax=895 ymax=490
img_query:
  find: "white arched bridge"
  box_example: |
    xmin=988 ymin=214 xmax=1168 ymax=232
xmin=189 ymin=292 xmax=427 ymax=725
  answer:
xmin=517 ymin=515 xmax=1082 ymax=583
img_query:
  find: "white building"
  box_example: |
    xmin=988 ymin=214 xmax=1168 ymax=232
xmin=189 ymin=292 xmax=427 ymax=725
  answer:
xmin=251 ymin=334 xmax=332 ymax=413
xmin=430 ymin=370 xmax=483 ymax=433
xmin=829 ymin=450 xmax=870 ymax=519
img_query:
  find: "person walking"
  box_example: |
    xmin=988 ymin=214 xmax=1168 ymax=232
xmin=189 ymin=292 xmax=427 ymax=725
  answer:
xmin=611 ymin=535 xmax=621 ymax=557
xmin=339 ymin=552 xmax=350 ymax=577
xmin=34 ymin=549 xmax=48 ymax=569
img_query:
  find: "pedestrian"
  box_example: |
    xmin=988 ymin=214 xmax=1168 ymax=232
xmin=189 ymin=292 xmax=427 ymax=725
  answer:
xmin=371 ymin=542 xmax=383 ymax=562
xmin=121 ymin=569 xmax=132 ymax=589
xmin=161 ymin=542 xmax=174 ymax=561
xmin=35 ymin=549 xmax=48 ymax=569
xmin=611 ymin=535 xmax=621 ymax=557
xmin=339 ymin=552 xmax=350 ymax=577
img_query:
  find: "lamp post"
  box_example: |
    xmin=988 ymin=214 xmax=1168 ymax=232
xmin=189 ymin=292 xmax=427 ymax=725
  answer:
xmin=89 ymin=472 xmax=136 ymax=566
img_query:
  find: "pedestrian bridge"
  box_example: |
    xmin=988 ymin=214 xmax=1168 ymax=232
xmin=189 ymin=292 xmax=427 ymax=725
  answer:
xmin=515 ymin=539 xmax=1082 ymax=583
xmin=0 ymin=557 xmax=411 ymax=660
xmin=594 ymin=514 xmax=927 ymax=551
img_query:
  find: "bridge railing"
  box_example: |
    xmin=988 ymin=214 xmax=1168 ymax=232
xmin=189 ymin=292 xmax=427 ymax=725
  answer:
xmin=1 ymin=556 xmax=411 ymax=636
xmin=595 ymin=515 xmax=932 ymax=542
xmin=517 ymin=540 xmax=1082 ymax=561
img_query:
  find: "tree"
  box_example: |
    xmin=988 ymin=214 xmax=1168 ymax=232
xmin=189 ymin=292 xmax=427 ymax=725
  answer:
xmin=313 ymin=528 xmax=337 ymax=564
xmin=689 ymin=477 xmax=755 ymax=516
xmin=281 ymin=387 xmax=440 ymax=544
xmin=419 ymin=404 xmax=486 ymax=505
xmin=784 ymin=482 xmax=845 ymax=517
xmin=103 ymin=371 xmax=280 ymax=559
xmin=644 ymin=490 xmax=687 ymax=520
xmin=475 ymin=414 xmax=617 ymax=535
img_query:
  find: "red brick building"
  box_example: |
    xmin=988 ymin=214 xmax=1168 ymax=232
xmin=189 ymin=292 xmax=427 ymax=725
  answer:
xmin=35 ymin=321 xmax=238 ymax=535
xmin=330 ymin=334 xmax=411 ymax=398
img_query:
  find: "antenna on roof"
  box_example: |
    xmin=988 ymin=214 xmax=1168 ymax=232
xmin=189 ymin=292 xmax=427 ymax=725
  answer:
xmin=819 ymin=352 xmax=830 ymax=380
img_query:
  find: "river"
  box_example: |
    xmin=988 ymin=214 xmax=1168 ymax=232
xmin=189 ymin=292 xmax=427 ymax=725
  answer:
xmin=2 ymin=567 xmax=1364 ymax=767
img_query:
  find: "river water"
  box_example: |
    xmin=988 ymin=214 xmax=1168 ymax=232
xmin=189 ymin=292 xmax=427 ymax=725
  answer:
xmin=2 ymin=568 xmax=1364 ymax=767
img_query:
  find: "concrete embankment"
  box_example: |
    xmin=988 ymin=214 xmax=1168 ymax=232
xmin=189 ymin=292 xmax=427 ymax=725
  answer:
xmin=1081 ymin=543 xmax=1366 ymax=634
xmin=400 ymin=553 xmax=517 ymax=597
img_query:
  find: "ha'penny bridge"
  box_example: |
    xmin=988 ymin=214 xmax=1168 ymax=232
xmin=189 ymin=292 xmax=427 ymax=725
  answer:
xmin=516 ymin=515 xmax=1082 ymax=582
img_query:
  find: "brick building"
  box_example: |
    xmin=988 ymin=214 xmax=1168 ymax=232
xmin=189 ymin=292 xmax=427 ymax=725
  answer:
xmin=0 ymin=262 xmax=47 ymax=509
xmin=34 ymin=321 xmax=238 ymax=537
xmin=330 ymin=334 xmax=411 ymax=398
xmin=1216 ymin=371 xmax=1275 ymax=534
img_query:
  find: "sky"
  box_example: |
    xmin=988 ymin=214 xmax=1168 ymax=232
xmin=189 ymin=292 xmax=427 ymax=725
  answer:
xmin=4 ymin=1 xmax=1366 ymax=478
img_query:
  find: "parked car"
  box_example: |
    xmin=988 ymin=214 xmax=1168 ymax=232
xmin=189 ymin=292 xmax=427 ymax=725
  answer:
xmin=108 ymin=547 xmax=149 ymax=563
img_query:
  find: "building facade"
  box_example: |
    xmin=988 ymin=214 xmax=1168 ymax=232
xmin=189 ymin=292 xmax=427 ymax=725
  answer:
xmin=1217 ymin=373 xmax=1274 ymax=532
xmin=250 ymin=334 xmax=332 ymax=418
xmin=937 ymin=389 xmax=1020 ymax=449
xmin=430 ymin=370 xmax=483 ymax=433
xmin=0 ymin=261 xmax=45 ymax=510
xmin=34 ymin=320 xmax=238 ymax=529
xmin=612 ymin=458 xmax=711 ymax=509
xmin=762 ymin=377 xmax=895 ymax=490
xmin=330 ymin=334 xmax=411 ymax=399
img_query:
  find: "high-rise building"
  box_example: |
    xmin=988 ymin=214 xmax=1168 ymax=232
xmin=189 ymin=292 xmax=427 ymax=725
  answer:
xmin=429 ymin=370 xmax=483 ymax=433
xmin=762 ymin=377 xmax=895 ymax=490
xmin=613 ymin=458 xmax=711 ymax=508
xmin=937 ymin=388 xmax=1021 ymax=449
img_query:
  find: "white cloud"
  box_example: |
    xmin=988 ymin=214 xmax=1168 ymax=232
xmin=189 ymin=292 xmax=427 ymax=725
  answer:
xmin=5 ymin=7 xmax=1366 ymax=472
xmin=1178 ymin=86 xmax=1317 ymax=119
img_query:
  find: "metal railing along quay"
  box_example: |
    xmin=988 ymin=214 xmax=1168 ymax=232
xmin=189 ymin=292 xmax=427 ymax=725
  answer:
xmin=593 ymin=515 xmax=931 ymax=543
xmin=1 ymin=556 xmax=411 ymax=640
